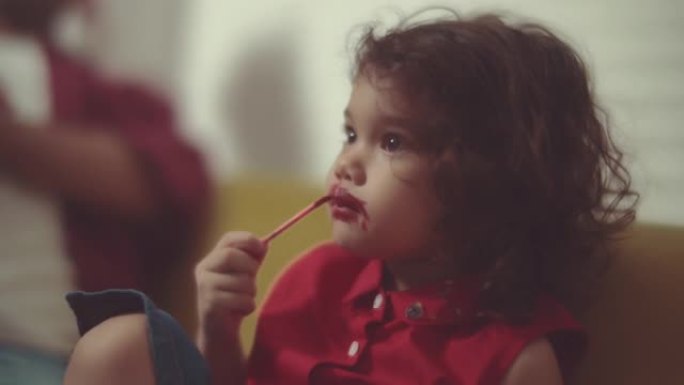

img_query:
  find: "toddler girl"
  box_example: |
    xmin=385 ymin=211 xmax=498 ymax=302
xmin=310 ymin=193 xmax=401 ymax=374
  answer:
xmin=63 ymin=8 xmax=636 ymax=385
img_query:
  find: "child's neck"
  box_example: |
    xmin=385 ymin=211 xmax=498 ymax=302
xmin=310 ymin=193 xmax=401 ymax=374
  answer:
xmin=383 ymin=255 xmax=459 ymax=291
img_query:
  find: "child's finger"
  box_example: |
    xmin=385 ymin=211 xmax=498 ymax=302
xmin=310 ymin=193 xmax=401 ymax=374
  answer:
xmin=200 ymin=248 xmax=260 ymax=275
xmin=204 ymin=271 xmax=257 ymax=296
xmin=206 ymin=291 xmax=257 ymax=316
xmin=216 ymin=231 xmax=268 ymax=258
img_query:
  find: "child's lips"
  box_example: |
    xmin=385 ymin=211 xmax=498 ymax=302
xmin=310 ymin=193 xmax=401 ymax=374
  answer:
xmin=330 ymin=205 xmax=360 ymax=222
xmin=328 ymin=187 xmax=369 ymax=224
xmin=330 ymin=188 xmax=361 ymax=210
xmin=331 ymin=194 xmax=362 ymax=212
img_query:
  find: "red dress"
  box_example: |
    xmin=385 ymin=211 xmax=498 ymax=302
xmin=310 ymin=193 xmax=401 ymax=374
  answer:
xmin=248 ymin=243 xmax=585 ymax=385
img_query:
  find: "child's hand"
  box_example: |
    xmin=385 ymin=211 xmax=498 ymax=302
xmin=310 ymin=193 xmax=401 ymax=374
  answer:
xmin=195 ymin=231 xmax=267 ymax=340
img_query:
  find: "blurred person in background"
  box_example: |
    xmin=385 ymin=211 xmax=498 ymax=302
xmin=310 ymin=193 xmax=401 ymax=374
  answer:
xmin=0 ymin=0 xmax=211 ymax=384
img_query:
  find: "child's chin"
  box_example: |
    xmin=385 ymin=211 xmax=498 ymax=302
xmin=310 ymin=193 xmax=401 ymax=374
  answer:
xmin=332 ymin=236 xmax=374 ymax=258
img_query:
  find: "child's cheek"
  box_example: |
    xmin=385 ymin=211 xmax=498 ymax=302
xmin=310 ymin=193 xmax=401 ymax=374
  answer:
xmin=389 ymin=153 xmax=433 ymax=185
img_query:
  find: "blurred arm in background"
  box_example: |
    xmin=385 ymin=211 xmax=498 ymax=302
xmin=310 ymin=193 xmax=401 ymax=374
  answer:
xmin=0 ymin=1 xmax=211 ymax=384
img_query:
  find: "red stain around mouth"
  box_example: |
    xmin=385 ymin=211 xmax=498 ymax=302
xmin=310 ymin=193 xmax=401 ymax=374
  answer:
xmin=329 ymin=185 xmax=370 ymax=230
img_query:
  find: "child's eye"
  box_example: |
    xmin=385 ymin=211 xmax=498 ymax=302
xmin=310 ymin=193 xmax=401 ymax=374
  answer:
xmin=380 ymin=133 xmax=403 ymax=152
xmin=344 ymin=126 xmax=357 ymax=144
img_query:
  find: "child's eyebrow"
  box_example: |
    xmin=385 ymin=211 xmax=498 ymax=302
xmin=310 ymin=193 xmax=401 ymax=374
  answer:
xmin=344 ymin=109 xmax=418 ymax=131
xmin=377 ymin=115 xmax=418 ymax=131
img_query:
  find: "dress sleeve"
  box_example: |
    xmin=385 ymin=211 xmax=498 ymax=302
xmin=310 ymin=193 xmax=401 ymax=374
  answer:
xmin=495 ymin=296 xmax=587 ymax=382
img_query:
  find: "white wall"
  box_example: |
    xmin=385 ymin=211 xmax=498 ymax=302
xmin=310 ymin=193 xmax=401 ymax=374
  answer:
xmin=92 ymin=0 xmax=684 ymax=225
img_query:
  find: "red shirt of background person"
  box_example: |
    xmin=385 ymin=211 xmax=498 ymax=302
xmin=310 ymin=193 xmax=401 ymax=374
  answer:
xmin=0 ymin=0 xmax=210 ymax=293
xmin=195 ymin=9 xmax=637 ymax=385
xmin=0 ymin=3 xmax=210 ymax=381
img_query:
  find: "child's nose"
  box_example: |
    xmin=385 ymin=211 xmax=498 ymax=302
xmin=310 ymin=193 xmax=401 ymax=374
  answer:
xmin=333 ymin=150 xmax=366 ymax=185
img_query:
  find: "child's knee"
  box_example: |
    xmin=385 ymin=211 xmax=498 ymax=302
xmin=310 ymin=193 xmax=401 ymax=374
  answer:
xmin=63 ymin=313 xmax=155 ymax=385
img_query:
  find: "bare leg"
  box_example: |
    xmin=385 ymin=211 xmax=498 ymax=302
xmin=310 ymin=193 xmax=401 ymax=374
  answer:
xmin=63 ymin=314 xmax=155 ymax=385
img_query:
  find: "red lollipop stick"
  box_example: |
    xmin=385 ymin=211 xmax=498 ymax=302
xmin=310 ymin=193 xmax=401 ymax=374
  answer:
xmin=261 ymin=195 xmax=331 ymax=244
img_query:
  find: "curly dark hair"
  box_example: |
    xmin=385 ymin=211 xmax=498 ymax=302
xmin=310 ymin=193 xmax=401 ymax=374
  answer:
xmin=353 ymin=9 xmax=638 ymax=320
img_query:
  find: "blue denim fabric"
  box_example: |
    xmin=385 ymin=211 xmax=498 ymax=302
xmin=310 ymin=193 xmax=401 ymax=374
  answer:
xmin=0 ymin=345 xmax=66 ymax=385
xmin=66 ymin=290 xmax=210 ymax=385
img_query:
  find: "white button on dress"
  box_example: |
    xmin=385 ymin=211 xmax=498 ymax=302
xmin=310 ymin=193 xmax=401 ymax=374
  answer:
xmin=372 ymin=293 xmax=384 ymax=309
xmin=347 ymin=340 xmax=360 ymax=357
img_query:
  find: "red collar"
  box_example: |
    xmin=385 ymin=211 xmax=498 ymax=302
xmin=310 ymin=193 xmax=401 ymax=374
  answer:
xmin=342 ymin=258 xmax=484 ymax=327
xmin=342 ymin=258 xmax=383 ymax=304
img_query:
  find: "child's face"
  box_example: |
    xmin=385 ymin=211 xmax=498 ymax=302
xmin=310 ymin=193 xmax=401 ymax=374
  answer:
xmin=327 ymin=75 xmax=442 ymax=261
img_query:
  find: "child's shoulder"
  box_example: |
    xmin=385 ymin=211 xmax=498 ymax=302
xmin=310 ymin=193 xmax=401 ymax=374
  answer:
xmin=483 ymin=295 xmax=584 ymax=344
xmin=477 ymin=295 xmax=586 ymax=379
